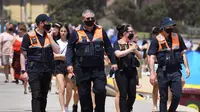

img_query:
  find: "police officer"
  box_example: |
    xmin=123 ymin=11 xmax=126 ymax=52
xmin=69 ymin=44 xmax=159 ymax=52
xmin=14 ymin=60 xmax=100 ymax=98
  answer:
xmin=148 ymin=17 xmax=190 ymax=112
xmin=20 ymin=14 xmax=60 ymax=112
xmin=114 ymin=24 xmax=142 ymax=112
xmin=66 ymin=9 xmax=117 ymax=112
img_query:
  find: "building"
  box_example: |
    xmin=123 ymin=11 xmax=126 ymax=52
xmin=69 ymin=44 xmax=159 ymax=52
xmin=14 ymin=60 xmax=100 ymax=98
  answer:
xmin=1 ymin=0 xmax=49 ymax=23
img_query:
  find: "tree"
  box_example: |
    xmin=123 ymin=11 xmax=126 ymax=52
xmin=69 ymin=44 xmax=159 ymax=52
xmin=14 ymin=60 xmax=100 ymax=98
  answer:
xmin=48 ymin=0 xmax=106 ymax=25
xmin=165 ymin=0 xmax=200 ymax=26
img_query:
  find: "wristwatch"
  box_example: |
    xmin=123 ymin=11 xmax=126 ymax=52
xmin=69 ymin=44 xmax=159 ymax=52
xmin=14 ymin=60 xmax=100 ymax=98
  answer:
xmin=21 ymin=70 xmax=26 ymax=74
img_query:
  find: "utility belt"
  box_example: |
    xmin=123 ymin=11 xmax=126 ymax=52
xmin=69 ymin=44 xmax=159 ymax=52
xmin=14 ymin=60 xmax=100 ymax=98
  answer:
xmin=158 ymin=65 xmax=181 ymax=72
xmin=75 ymin=56 xmax=104 ymax=67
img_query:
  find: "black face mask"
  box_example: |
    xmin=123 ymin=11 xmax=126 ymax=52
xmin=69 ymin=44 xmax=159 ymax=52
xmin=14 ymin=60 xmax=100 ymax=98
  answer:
xmin=8 ymin=28 xmax=13 ymax=32
xmin=84 ymin=20 xmax=95 ymax=27
xmin=128 ymin=33 xmax=134 ymax=40
xmin=43 ymin=24 xmax=51 ymax=31
xmin=164 ymin=28 xmax=173 ymax=34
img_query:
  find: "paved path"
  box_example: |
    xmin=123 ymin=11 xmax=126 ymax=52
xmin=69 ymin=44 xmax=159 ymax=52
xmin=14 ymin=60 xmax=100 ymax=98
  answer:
xmin=0 ymin=73 xmax=197 ymax=112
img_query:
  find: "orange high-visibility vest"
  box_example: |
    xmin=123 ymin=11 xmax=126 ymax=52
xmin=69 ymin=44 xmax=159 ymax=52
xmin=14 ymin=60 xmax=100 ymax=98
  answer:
xmin=27 ymin=31 xmax=51 ymax=48
xmin=156 ymin=33 xmax=180 ymax=52
xmin=76 ymin=26 xmax=103 ymax=43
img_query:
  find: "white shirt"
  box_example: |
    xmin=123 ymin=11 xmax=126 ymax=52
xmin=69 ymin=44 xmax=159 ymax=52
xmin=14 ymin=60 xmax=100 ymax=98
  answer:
xmin=57 ymin=39 xmax=68 ymax=55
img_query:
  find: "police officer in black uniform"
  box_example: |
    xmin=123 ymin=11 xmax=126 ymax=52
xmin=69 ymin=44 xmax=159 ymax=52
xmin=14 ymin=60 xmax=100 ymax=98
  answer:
xmin=148 ymin=17 xmax=190 ymax=112
xmin=20 ymin=14 xmax=60 ymax=112
xmin=66 ymin=9 xmax=118 ymax=112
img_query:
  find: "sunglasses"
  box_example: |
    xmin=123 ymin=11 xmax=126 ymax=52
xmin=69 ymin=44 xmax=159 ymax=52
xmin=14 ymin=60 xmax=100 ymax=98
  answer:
xmin=86 ymin=17 xmax=95 ymax=21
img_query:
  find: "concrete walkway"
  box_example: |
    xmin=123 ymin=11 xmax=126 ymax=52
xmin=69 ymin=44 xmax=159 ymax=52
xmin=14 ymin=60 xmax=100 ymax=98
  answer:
xmin=0 ymin=73 xmax=197 ymax=112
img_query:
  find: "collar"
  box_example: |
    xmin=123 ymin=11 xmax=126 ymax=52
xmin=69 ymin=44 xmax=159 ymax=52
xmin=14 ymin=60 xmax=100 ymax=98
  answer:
xmin=35 ymin=29 xmax=46 ymax=37
xmin=80 ymin=24 xmax=97 ymax=32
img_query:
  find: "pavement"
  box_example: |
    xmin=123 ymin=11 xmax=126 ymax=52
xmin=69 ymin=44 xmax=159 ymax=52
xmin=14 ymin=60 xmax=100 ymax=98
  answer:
xmin=0 ymin=73 xmax=198 ymax=112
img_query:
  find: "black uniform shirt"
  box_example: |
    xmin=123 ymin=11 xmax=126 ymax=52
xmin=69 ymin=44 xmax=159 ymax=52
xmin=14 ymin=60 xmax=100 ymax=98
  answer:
xmin=148 ymin=33 xmax=187 ymax=55
xmin=21 ymin=30 xmax=52 ymax=72
xmin=148 ymin=33 xmax=187 ymax=71
xmin=66 ymin=25 xmax=116 ymax=66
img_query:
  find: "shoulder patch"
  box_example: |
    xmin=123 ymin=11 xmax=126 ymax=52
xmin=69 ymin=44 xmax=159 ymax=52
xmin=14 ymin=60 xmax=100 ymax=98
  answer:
xmin=28 ymin=31 xmax=36 ymax=37
xmin=172 ymin=33 xmax=177 ymax=37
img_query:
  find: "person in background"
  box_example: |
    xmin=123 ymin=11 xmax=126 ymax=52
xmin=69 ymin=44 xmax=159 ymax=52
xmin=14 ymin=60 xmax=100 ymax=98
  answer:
xmin=0 ymin=22 xmax=15 ymax=83
xmin=196 ymin=42 xmax=200 ymax=52
xmin=148 ymin=26 xmax=160 ymax=111
xmin=53 ymin=24 xmax=71 ymax=112
xmin=12 ymin=23 xmax=28 ymax=93
xmin=114 ymin=24 xmax=142 ymax=112
xmin=52 ymin=22 xmax=62 ymax=94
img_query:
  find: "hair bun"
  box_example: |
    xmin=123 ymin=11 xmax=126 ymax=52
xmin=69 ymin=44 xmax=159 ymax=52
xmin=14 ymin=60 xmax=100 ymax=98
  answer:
xmin=116 ymin=25 xmax=123 ymax=31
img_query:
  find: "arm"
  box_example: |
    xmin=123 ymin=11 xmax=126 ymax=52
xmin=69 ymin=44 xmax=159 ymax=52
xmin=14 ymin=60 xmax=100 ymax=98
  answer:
xmin=134 ymin=46 xmax=142 ymax=59
xmin=115 ymin=49 xmax=133 ymax=58
xmin=149 ymin=55 xmax=156 ymax=73
xmin=179 ymin=34 xmax=190 ymax=77
xmin=20 ymin=34 xmax=30 ymax=72
xmin=182 ymin=52 xmax=189 ymax=68
xmin=102 ymin=29 xmax=117 ymax=64
xmin=66 ymin=31 xmax=78 ymax=73
xmin=147 ymin=37 xmax=159 ymax=85
xmin=0 ymin=35 xmax=2 ymax=56
xmin=48 ymin=33 xmax=60 ymax=54
xmin=20 ymin=52 xmax=26 ymax=70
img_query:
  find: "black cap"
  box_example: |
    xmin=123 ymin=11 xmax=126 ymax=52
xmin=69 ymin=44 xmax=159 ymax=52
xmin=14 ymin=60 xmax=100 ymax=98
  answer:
xmin=160 ymin=17 xmax=176 ymax=29
xmin=35 ymin=14 xmax=52 ymax=24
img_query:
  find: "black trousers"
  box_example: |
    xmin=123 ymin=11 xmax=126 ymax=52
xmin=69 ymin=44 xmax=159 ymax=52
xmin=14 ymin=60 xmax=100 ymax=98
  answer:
xmin=74 ymin=65 xmax=107 ymax=112
xmin=28 ymin=72 xmax=52 ymax=112
xmin=115 ymin=68 xmax=137 ymax=112
xmin=157 ymin=69 xmax=182 ymax=112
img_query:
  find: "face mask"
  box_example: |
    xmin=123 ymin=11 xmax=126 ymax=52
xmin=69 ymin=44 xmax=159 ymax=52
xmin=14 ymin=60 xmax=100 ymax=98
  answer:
xmin=164 ymin=28 xmax=173 ymax=34
xmin=8 ymin=28 xmax=13 ymax=32
xmin=43 ymin=24 xmax=51 ymax=31
xmin=128 ymin=33 xmax=134 ymax=40
xmin=84 ymin=20 xmax=95 ymax=27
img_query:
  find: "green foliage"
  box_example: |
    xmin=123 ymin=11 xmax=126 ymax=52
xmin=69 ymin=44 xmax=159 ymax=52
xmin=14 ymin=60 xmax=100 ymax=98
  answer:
xmin=139 ymin=3 xmax=168 ymax=31
xmin=48 ymin=0 xmax=105 ymax=25
xmin=47 ymin=0 xmax=200 ymax=34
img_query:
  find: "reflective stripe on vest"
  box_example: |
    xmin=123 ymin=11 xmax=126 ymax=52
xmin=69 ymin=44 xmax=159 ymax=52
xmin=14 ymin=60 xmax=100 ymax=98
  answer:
xmin=156 ymin=33 xmax=179 ymax=52
xmin=76 ymin=26 xmax=103 ymax=43
xmin=27 ymin=31 xmax=51 ymax=48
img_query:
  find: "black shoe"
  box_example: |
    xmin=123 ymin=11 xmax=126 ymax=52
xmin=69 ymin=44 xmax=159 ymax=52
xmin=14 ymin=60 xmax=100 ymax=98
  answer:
xmin=24 ymin=91 xmax=28 ymax=94
xmin=4 ymin=80 xmax=9 ymax=83
xmin=15 ymin=80 xmax=19 ymax=84
xmin=72 ymin=104 xmax=78 ymax=112
xmin=28 ymin=86 xmax=31 ymax=93
xmin=48 ymin=82 xmax=52 ymax=92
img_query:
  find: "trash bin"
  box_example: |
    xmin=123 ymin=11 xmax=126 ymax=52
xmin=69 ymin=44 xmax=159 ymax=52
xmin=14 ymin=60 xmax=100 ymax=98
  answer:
xmin=180 ymin=88 xmax=200 ymax=112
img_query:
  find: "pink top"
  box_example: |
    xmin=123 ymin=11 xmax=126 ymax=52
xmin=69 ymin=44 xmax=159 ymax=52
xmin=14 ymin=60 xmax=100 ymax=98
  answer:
xmin=0 ymin=32 xmax=14 ymax=55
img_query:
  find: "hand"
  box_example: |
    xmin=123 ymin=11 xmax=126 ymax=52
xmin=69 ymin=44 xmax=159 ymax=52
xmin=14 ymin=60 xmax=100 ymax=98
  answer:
xmin=150 ymin=72 xmax=157 ymax=85
xmin=67 ymin=66 xmax=73 ymax=73
xmin=67 ymin=72 xmax=75 ymax=79
xmin=111 ymin=64 xmax=118 ymax=71
xmin=9 ymin=53 xmax=13 ymax=59
xmin=185 ymin=67 xmax=190 ymax=78
xmin=20 ymin=72 xmax=28 ymax=80
xmin=129 ymin=43 xmax=137 ymax=52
